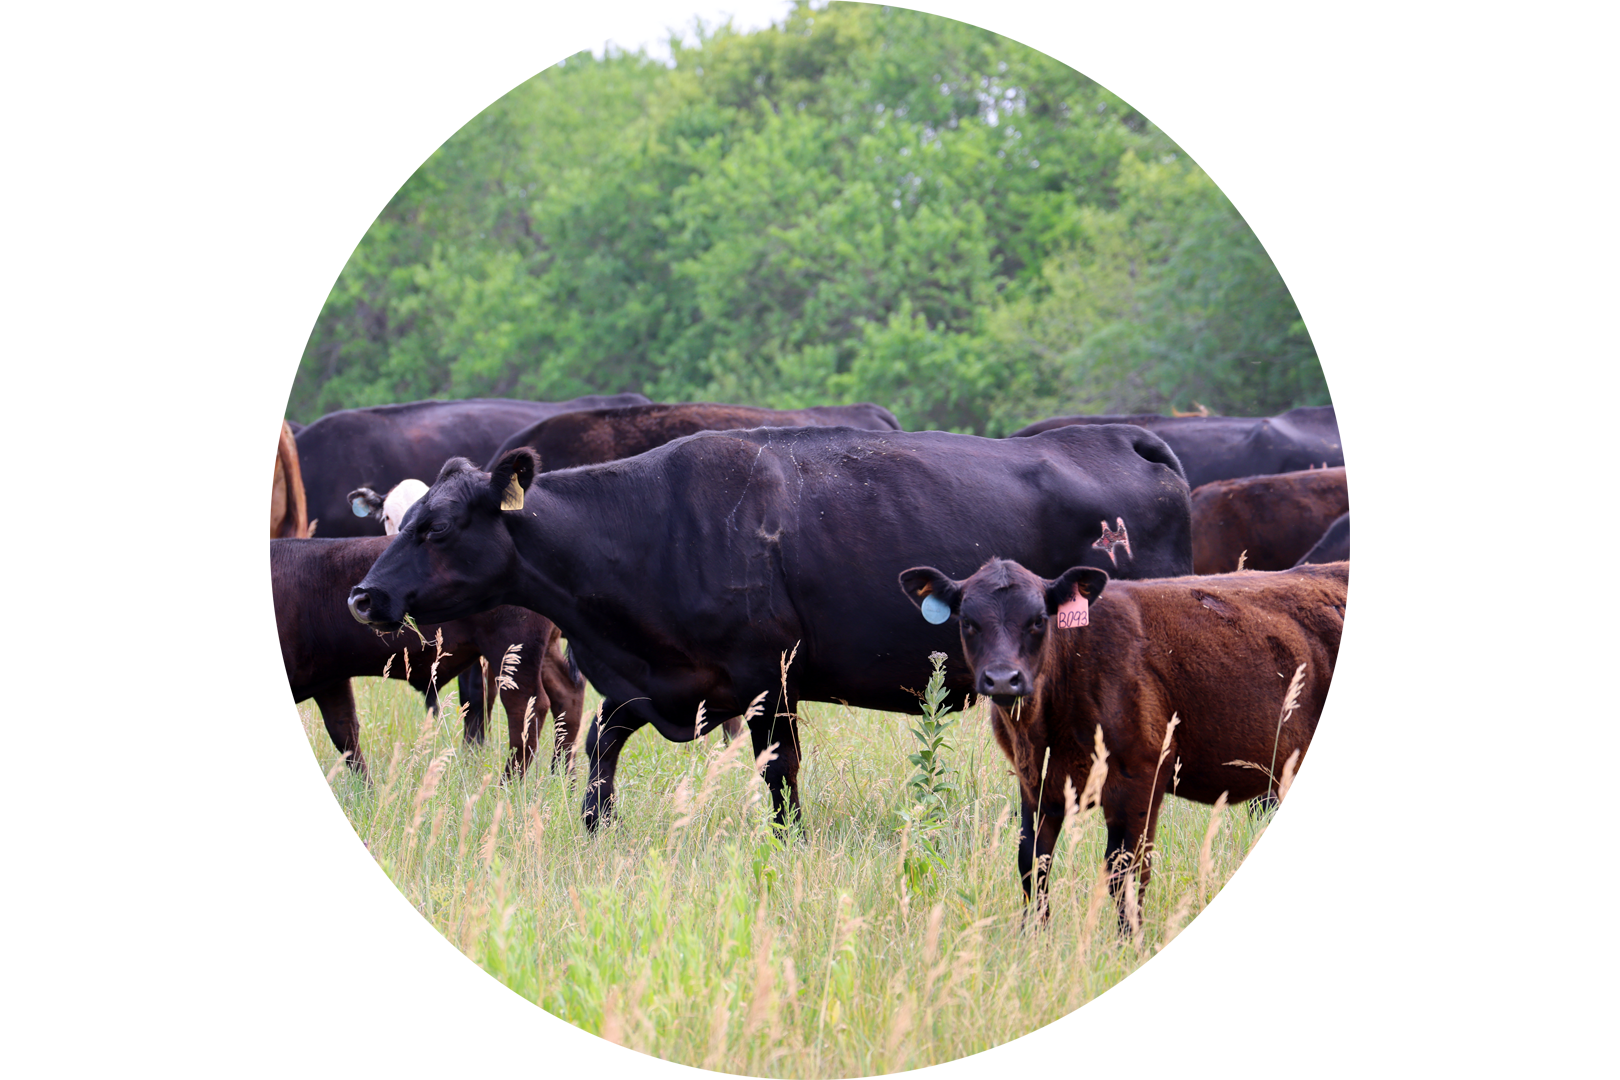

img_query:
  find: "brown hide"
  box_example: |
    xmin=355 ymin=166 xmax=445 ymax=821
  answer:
xmin=272 ymin=537 xmax=585 ymax=777
xmin=1190 ymin=467 xmax=1348 ymax=574
xmin=976 ymin=561 xmax=1345 ymax=926
xmin=508 ymin=402 xmax=899 ymax=472
xmin=271 ymin=421 xmax=312 ymax=538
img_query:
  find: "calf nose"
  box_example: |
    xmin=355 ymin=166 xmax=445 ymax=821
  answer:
xmin=347 ymin=587 xmax=374 ymax=624
xmin=978 ymin=666 xmax=1027 ymax=697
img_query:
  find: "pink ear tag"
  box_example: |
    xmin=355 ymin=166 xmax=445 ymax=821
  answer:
xmin=1055 ymin=590 xmax=1089 ymax=629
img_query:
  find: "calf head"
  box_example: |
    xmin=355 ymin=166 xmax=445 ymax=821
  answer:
xmin=348 ymin=449 xmax=538 ymax=629
xmin=899 ymin=558 xmax=1109 ymax=707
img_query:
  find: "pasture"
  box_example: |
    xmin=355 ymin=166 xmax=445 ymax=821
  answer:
xmin=302 ymin=663 xmax=1280 ymax=1076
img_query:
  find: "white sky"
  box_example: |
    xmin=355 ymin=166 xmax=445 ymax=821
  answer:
xmin=585 ymin=0 xmax=803 ymax=61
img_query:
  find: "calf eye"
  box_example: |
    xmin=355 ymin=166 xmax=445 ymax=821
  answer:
xmin=962 ymin=620 xmax=979 ymax=636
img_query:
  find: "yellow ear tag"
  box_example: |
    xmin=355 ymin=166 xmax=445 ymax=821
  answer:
xmin=500 ymin=475 xmax=525 ymax=511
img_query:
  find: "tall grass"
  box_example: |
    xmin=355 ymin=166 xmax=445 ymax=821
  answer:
xmin=302 ymin=675 xmax=1276 ymax=1077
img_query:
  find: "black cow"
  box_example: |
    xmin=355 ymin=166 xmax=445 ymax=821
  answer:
xmin=346 ymin=425 xmax=1193 ymax=831
xmin=1294 ymin=512 xmax=1350 ymax=566
xmin=486 ymin=401 xmax=902 ymax=472
xmin=296 ymin=394 xmax=649 ymax=539
xmin=1010 ymin=405 xmax=1342 ymax=488
xmin=273 ymin=536 xmax=586 ymax=776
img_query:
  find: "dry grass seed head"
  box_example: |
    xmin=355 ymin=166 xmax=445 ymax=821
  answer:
xmin=1080 ymin=724 xmax=1110 ymax=813
xmin=1197 ymin=791 xmax=1229 ymax=905
xmin=1277 ymin=747 xmax=1303 ymax=803
xmin=325 ymin=752 xmax=352 ymax=784
xmin=497 ymin=642 xmax=522 ymax=691
xmin=477 ymin=795 xmax=508 ymax=870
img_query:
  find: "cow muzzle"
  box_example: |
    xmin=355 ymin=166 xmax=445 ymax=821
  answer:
xmin=977 ymin=665 xmax=1030 ymax=704
xmin=347 ymin=585 xmax=401 ymax=629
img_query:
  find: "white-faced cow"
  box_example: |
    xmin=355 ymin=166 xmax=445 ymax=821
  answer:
xmin=347 ymin=424 xmax=1195 ymax=832
xmin=295 ymin=394 xmax=650 ymax=538
xmin=347 ymin=478 xmax=430 ymax=535
xmin=898 ymin=558 xmax=1346 ymax=929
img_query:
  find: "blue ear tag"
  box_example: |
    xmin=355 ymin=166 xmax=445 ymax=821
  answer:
xmin=351 ymin=497 xmax=371 ymax=517
xmin=920 ymin=593 xmax=951 ymax=624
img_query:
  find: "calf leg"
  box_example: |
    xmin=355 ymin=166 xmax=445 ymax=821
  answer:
xmin=581 ymin=702 xmax=644 ymax=832
xmin=496 ymin=676 xmax=549 ymax=781
xmin=312 ymin=682 xmax=368 ymax=779
xmin=1102 ymin=783 xmax=1168 ymax=935
xmin=748 ymin=699 xmax=803 ymax=833
xmin=539 ymin=636 xmax=585 ymax=772
xmin=1017 ymin=797 xmax=1067 ymax=924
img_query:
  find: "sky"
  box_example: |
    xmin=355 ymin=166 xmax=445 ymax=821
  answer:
xmin=586 ymin=0 xmax=800 ymax=61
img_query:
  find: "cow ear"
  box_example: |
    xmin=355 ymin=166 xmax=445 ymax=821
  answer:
xmin=347 ymin=487 xmax=383 ymax=519
xmin=1045 ymin=566 xmax=1109 ymax=615
xmin=491 ymin=448 xmax=538 ymax=512
xmin=899 ymin=567 xmax=962 ymax=624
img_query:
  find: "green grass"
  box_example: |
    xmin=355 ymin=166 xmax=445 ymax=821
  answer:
xmin=303 ymin=673 xmax=1274 ymax=1076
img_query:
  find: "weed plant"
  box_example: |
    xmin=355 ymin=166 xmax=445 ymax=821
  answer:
xmin=303 ymin=669 xmax=1277 ymax=1077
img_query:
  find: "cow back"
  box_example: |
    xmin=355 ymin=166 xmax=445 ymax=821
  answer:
xmin=296 ymin=394 xmax=649 ymax=537
xmin=1190 ymin=467 xmax=1349 ymax=573
xmin=520 ymin=424 xmax=1192 ymax=717
xmin=1009 ymin=406 xmax=1343 ymax=488
xmin=487 ymin=400 xmax=903 ymax=472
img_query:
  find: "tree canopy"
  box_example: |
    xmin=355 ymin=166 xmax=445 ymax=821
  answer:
xmin=290 ymin=2 xmax=1327 ymax=432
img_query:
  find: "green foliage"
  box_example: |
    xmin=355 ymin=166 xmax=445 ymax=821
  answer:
xmin=896 ymin=651 xmax=958 ymax=887
xmin=290 ymin=2 xmax=1327 ymax=428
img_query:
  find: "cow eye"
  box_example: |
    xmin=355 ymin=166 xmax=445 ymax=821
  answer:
xmin=1029 ymin=615 xmax=1047 ymax=633
xmin=962 ymin=620 xmax=979 ymax=636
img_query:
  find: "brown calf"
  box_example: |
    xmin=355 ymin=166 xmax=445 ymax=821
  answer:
xmin=271 ymin=420 xmax=313 ymax=538
xmin=273 ymin=536 xmax=585 ymax=777
xmin=1189 ymin=466 xmax=1348 ymax=574
xmin=899 ymin=558 xmax=1347 ymax=929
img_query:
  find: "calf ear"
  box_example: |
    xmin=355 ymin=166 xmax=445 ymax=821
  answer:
xmin=347 ymin=487 xmax=383 ymax=519
xmin=899 ymin=567 xmax=963 ymax=624
xmin=1044 ymin=566 xmax=1109 ymax=614
xmin=491 ymin=448 xmax=538 ymax=511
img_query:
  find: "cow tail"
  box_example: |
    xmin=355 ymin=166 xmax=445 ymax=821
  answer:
xmin=564 ymin=641 xmax=583 ymax=688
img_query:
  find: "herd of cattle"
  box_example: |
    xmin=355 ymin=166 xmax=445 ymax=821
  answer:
xmin=272 ymin=393 xmax=1348 ymax=926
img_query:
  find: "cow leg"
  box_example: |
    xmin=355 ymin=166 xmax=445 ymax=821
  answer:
xmin=496 ymin=668 xmax=549 ymax=782
xmin=748 ymin=697 xmax=803 ymax=833
xmin=539 ymin=638 xmax=585 ymax=772
xmin=580 ymin=703 xmax=644 ymax=832
xmin=1017 ymin=797 xmax=1066 ymax=925
xmin=1102 ymin=782 xmax=1163 ymax=935
xmin=312 ymin=682 xmax=368 ymax=780
xmin=459 ymin=669 xmax=487 ymax=744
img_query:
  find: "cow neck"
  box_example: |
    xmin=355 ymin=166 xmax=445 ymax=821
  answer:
xmin=498 ymin=478 xmax=639 ymax=624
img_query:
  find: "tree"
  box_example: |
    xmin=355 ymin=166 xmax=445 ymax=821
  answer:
xmin=288 ymin=2 xmax=1327 ymax=430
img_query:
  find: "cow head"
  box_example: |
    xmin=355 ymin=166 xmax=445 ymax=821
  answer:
xmin=345 ymin=479 xmax=430 ymax=534
xmin=898 ymin=558 xmax=1109 ymax=707
xmin=347 ymin=449 xmax=538 ymax=629
xmin=347 ymin=478 xmax=430 ymax=535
